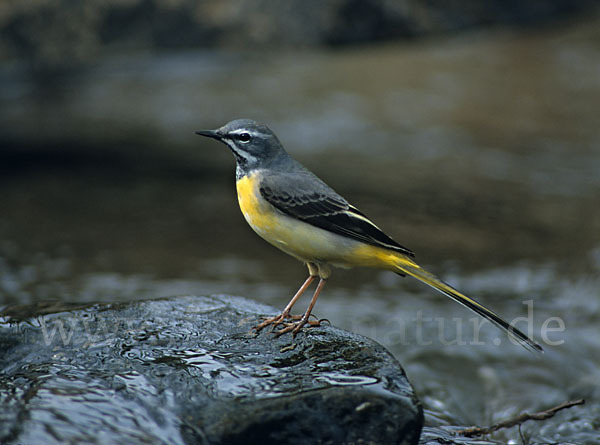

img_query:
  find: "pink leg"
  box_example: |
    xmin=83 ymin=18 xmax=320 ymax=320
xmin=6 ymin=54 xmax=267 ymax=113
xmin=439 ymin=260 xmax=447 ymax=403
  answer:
xmin=275 ymin=278 xmax=327 ymax=337
xmin=253 ymin=275 xmax=315 ymax=332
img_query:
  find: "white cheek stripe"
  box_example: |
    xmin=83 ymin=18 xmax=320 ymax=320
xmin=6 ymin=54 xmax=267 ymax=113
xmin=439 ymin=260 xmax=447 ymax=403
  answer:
xmin=235 ymin=150 xmax=257 ymax=164
xmin=224 ymin=140 xmax=257 ymax=163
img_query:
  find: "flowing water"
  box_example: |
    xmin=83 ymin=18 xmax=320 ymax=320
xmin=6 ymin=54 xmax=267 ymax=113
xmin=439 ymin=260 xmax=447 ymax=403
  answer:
xmin=1 ymin=14 xmax=599 ymax=444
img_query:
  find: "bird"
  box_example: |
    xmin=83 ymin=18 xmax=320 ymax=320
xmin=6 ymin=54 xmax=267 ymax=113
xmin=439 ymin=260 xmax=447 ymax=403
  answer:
xmin=196 ymin=119 xmax=543 ymax=353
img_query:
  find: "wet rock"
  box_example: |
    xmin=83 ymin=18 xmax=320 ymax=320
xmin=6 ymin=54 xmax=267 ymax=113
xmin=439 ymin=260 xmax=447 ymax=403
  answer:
xmin=0 ymin=295 xmax=423 ymax=444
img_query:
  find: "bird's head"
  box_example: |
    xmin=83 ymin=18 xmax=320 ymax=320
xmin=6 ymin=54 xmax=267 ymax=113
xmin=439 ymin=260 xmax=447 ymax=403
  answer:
xmin=196 ymin=119 xmax=286 ymax=173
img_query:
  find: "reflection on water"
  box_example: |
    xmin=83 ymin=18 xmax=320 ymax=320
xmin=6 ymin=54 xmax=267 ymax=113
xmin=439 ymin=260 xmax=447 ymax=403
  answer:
xmin=1 ymin=14 xmax=600 ymax=444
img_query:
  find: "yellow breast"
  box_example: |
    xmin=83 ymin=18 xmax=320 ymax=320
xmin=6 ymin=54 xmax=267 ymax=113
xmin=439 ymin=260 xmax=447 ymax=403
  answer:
xmin=236 ymin=171 xmax=278 ymax=236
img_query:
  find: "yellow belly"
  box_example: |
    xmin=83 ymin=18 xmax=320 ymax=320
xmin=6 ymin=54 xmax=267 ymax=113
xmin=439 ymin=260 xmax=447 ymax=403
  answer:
xmin=235 ymin=171 xmax=411 ymax=271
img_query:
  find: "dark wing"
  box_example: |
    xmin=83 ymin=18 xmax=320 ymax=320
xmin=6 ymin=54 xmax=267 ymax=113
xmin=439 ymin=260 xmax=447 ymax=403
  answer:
xmin=259 ymin=172 xmax=414 ymax=258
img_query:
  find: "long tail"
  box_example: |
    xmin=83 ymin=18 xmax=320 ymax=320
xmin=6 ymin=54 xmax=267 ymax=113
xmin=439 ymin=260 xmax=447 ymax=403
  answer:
xmin=396 ymin=262 xmax=543 ymax=353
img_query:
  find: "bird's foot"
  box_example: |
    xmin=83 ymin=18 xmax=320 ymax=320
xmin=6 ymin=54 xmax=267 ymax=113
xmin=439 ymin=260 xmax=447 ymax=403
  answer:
xmin=273 ymin=316 xmax=327 ymax=338
xmin=254 ymin=311 xmax=305 ymax=332
xmin=254 ymin=312 xmax=322 ymax=333
xmin=253 ymin=313 xmax=287 ymax=332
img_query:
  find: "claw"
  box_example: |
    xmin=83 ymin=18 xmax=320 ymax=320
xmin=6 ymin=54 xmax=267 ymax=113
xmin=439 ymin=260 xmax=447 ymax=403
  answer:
xmin=270 ymin=317 xmax=324 ymax=338
xmin=254 ymin=314 xmax=285 ymax=332
xmin=254 ymin=311 xmax=300 ymax=332
xmin=273 ymin=323 xmax=297 ymax=338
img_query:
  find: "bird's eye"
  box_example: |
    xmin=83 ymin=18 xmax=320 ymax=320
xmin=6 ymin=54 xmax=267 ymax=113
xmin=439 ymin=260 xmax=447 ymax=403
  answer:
xmin=238 ymin=132 xmax=251 ymax=143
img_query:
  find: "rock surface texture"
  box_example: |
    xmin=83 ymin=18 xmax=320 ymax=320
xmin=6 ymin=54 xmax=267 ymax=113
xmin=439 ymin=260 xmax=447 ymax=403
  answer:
xmin=0 ymin=295 xmax=423 ymax=444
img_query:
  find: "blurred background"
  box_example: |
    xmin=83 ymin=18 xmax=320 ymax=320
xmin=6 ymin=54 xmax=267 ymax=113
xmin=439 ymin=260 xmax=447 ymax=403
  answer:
xmin=1 ymin=1 xmax=599 ymax=443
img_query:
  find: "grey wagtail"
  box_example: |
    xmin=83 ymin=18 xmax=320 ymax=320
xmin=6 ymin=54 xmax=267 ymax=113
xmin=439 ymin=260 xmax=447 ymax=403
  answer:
xmin=196 ymin=119 xmax=543 ymax=352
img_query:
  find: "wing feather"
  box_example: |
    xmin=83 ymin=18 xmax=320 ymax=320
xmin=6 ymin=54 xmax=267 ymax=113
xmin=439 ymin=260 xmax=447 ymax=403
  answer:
xmin=259 ymin=172 xmax=414 ymax=257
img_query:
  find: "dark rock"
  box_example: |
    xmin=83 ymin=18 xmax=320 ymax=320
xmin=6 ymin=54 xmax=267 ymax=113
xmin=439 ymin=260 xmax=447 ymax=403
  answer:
xmin=0 ymin=295 xmax=423 ymax=444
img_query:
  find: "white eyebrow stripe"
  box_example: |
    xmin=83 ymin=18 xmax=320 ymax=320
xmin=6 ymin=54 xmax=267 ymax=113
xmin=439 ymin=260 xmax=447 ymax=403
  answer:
xmin=229 ymin=129 xmax=259 ymax=137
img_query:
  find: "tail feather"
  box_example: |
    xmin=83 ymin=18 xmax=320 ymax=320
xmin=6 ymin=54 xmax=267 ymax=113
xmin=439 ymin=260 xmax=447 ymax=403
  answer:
xmin=396 ymin=263 xmax=543 ymax=353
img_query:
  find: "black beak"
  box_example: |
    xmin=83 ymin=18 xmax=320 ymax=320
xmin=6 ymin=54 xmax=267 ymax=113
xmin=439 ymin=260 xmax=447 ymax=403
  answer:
xmin=195 ymin=129 xmax=222 ymax=140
